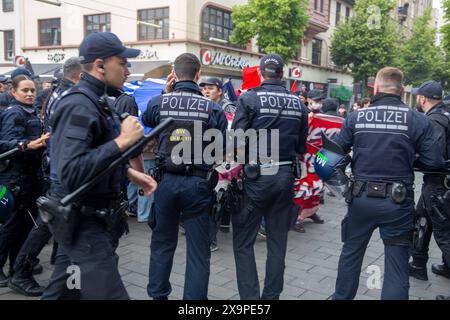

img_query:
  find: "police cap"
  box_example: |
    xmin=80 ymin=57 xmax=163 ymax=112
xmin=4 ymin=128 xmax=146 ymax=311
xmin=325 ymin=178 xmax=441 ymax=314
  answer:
xmin=199 ymin=77 xmax=223 ymax=89
xmin=260 ymin=54 xmax=284 ymax=74
xmin=79 ymin=32 xmax=141 ymax=64
xmin=412 ymin=80 xmax=443 ymax=100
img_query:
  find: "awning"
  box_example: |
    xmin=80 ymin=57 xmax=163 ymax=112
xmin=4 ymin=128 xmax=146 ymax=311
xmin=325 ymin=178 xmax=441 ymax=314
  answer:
xmin=128 ymin=60 xmax=171 ymax=80
xmin=2 ymin=63 xmax=62 ymax=78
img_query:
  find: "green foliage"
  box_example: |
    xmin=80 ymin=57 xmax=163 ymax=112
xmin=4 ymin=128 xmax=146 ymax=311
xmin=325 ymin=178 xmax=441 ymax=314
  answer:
xmin=230 ymin=0 xmax=309 ymax=62
xmin=330 ymin=0 xmax=397 ymax=83
xmin=443 ymin=0 xmax=450 ymax=55
xmin=395 ymin=7 xmax=449 ymax=90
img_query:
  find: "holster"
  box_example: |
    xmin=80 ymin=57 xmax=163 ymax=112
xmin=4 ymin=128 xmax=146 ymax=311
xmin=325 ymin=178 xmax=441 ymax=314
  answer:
xmin=211 ymin=189 xmax=226 ymax=223
xmin=37 ymin=196 xmax=79 ymax=246
xmin=225 ymin=178 xmax=244 ymax=216
xmin=243 ymin=164 xmax=260 ymax=180
xmin=292 ymin=157 xmax=302 ymax=179
xmin=430 ymin=191 xmax=450 ymax=223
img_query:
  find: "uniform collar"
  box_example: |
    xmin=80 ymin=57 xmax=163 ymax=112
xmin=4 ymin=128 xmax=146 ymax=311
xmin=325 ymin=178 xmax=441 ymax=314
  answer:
xmin=261 ymin=79 xmax=284 ymax=87
xmin=173 ymin=80 xmax=203 ymax=95
xmin=370 ymin=93 xmax=403 ymax=106
xmin=79 ymin=73 xmax=122 ymax=98
xmin=11 ymin=99 xmax=35 ymax=114
xmin=425 ymin=101 xmax=446 ymax=116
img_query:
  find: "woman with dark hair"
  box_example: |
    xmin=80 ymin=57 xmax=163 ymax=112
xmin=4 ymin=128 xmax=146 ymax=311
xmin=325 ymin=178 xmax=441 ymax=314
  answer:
xmin=0 ymin=75 xmax=49 ymax=290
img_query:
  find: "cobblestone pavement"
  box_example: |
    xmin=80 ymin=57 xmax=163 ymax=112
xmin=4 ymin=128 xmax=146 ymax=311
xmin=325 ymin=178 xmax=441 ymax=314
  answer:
xmin=1 ymin=179 xmax=449 ymax=300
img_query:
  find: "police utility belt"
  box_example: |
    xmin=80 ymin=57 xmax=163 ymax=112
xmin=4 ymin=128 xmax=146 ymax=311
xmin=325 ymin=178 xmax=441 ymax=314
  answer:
xmin=37 ymin=194 xmax=128 ymax=246
xmin=345 ymin=180 xmax=414 ymax=204
xmin=243 ymin=158 xmax=302 ymax=180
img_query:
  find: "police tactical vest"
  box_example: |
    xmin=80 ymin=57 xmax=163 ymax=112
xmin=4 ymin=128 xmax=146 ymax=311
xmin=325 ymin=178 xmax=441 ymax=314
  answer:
xmin=50 ymin=85 xmax=123 ymax=197
xmin=249 ymin=87 xmax=305 ymax=162
xmin=0 ymin=103 xmax=42 ymax=177
xmin=429 ymin=104 xmax=450 ymax=160
xmin=158 ymin=91 xmax=213 ymax=168
xmin=352 ymin=105 xmax=415 ymax=180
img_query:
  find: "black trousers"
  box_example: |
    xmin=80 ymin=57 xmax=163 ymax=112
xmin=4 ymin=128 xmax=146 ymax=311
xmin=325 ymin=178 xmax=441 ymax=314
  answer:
xmin=232 ymin=166 xmax=298 ymax=300
xmin=411 ymin=182 xmax=450 ymax=268
xmin=42 ymin=220 xmax=128 ymax=300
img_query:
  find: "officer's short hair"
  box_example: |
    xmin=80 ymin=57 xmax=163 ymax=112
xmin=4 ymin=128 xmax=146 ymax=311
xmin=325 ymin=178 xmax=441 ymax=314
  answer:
xmin=261 ymin=64 xmax=283 ymax=80
xmin=174 ymin=53 xmax=201 ymax=81
xmin=375 ymin=67 xmax=404 ymax=94
xmin=63 ymin=57 xmax=82 ymax=80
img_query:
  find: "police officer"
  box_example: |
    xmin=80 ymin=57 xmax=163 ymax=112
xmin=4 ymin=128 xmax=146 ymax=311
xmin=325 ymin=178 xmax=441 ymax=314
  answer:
xmin=231 ymin=54 xmax=308 ymax=300
xmin=7 ymin=58 xmax=82 ymax=297
xmin=142 ymin=53 xmax=227 ymax=300
xmin=409 ymin=81 xmax=450 ymax=282
xmin=0 ymin=75 xmax=49 ymax=288
xmin=0 ymin=68 xmax=33 ymax=108
xmin=0 ymin=75 xmax=8 ymax=93
xmin=331 ymin=67 xmax=444 ymax=300
xmin=41 ymin=32 xmax=156 ymax=300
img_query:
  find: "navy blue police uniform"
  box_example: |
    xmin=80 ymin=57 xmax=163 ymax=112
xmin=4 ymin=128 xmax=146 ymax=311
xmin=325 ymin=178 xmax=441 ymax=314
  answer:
xmin=41 ymin=32 xmax=141 ymax=300
xmin=8 ymin=77 xmax=78 ymax=296
xmin=410 ymin=81 xmax=450 ymax=280
xmin=40 ymin=72 xmax=130 ymax=300
xmin=0 ymin=99 xmax=43 ymax=286
xmin=231 ymin=62 xmax=308 ymax=299
xmin=142 ymin=80 xmax=227 ymax=300
xmin=332 ymin=92 xmax=444 ymax=300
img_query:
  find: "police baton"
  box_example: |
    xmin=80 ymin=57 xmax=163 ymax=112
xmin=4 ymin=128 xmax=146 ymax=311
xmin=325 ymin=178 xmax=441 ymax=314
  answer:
xmin=60 ymin=117 xmax=174 ymax=206
xmin=0 ymin=147 xmax=20 ymax=162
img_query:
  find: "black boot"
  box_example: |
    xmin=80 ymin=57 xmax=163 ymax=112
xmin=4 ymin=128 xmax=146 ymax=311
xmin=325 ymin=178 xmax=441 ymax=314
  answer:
xmin=8 ymin=262 xmax=44 ymax=297
xmin=408 ymin=262 xmax=428 ymax=281
xmin=432 ymin=263 xmax=450 ymax=279
xmin=0 ymin=269 xmax=9 ymax=288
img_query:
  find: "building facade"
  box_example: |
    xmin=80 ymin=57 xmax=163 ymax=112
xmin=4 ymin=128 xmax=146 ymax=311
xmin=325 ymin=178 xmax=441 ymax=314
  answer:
xmin=1 ymin=0 xmax=355 ymax=98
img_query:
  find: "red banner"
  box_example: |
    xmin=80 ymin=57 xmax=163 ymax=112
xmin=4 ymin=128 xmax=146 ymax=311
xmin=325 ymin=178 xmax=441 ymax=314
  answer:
xmin=294 ymin=113 xmax=344 ymax=218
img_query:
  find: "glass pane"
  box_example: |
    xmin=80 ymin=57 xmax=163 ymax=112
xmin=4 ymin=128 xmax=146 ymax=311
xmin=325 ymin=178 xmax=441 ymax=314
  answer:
xmin=203 ymin=8 xmax=209 ymax=23
xmin=217 ymin=10 xmax=222 ymax=26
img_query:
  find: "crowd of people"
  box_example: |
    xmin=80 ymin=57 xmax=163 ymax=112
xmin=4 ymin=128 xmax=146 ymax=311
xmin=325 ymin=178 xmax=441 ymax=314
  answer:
xmin=0 ymin=31 xmax=449 ymax=301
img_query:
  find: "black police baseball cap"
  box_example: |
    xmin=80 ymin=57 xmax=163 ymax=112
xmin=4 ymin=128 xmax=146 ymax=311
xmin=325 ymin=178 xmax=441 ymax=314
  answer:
xmin=260 ymin=54 xmax=284 ymax=74
xmin=0 ymin=75 xmax=7 ymax=83
xmin=199 ymin=77 xmax=223 ymax=89
xmin=412 ymin=80 xmax=443 ymax=100
xmin=321 ymin=98 xmax=339 ymax=113
xmin=11 ymin=67 xmax=33 ymax=79
xmin=79 ymin=32 xmax=141 ymax=64
xmin=308 ymin=89 xmax=326 ymax=101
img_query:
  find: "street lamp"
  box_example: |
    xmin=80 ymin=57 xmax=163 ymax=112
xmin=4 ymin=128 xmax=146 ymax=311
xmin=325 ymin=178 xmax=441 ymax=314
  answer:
xmin=35 ymin=0 xmax=62 ymax=6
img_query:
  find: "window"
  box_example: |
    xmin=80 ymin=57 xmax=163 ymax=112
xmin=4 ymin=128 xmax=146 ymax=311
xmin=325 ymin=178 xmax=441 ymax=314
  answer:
xmin=314 ymin=0 xmax=324 ymax=12
xmin=3 ymin=30 xmax=14 ymax=60
xmin=2 ymin=0 xmax=13 ymax=12
xmin=138 ymin=7 xmax=169 ymax=40
xmin=312 ymin=38 xmax=322 ymax=66
xmin=84 ymin=13 xmax=111 ymax=35
xmin=336 ymin=2 xmax=341 ymax=25
xmin=201 ymin=6 xmax=238 ymax=47
xmin=346 ymin=6 xmax=351 ymax=21
xmin=39 ymin=18 xmax=61 ymax=46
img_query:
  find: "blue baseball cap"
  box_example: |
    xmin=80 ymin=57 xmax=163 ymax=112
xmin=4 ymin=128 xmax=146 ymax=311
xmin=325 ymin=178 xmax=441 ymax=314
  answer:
xmin=79 ymin=32 xmax=140 ymax=64
xmin=260 ymin=54 xmax=284 ymax=74
xmin=412 ymin=80 xmax=443 ymax=100
xmin=11 ymin=67 xmax=33 ymax=79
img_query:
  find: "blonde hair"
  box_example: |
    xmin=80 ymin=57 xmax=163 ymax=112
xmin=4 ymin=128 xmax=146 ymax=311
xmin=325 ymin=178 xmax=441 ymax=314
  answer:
xmin=375 ymin=67 xmax=404 ymax=95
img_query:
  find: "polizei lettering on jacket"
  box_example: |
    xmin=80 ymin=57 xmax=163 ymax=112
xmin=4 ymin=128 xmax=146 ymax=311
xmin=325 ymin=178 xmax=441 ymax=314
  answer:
xmin=160 ymin=92 xmax=211 ymax=119
xmin=355 ymin=106 xmax=409 ymax=131
xmin=257 ymin=92 xmax=303 ymax=118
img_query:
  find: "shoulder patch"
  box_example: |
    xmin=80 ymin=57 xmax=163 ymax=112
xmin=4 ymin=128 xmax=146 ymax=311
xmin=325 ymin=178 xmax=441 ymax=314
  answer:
xmin=70 ymin=114 xmax=90 ymax=128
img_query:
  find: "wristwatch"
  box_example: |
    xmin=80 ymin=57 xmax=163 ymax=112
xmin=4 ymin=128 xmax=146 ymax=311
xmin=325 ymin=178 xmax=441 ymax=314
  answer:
xmin=17 ymin=140 xmax=30 ymax=151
